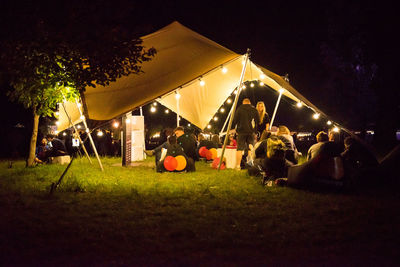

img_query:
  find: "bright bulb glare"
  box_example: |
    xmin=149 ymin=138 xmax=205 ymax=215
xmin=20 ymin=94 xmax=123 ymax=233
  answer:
xmin=165 ymin=109 xmax=169 ymax=114
xmin=55 ymin=112 xmax=60 ymax=116
xmin=234 ymin=89 xmax=238 ymax=94
xmin=55 ymin=130 xmax=59 ymax=134
xmin=150 ymin=107 xmax=156 ymax=113
xmin=220 ymin=107 xmax=225 ymax=113
xmin=296 ymin=102 xmax=303 ymax=108
xmin=333 ymin=126 xmax=340 ymax=132
xmin=97 ymin=131 xmax=104 ymax=137
xmin=80 ymin=115 xmax=85 ymax=120
xmin=279 ymin=88 xmax=285 ymax=94
xmin=250 ymin=83 xmax=255 ymax=88
xmin=242 ymin=85 xmax=246 ymax=89
xmin=56 ymin=121 xmax=60 ymax=126
xmin=200 ymin=80 xmax=205 ymax=86
xmin=153 ymin=102 xmax=157 ymax=106
xmin=327 ymin=120 xmax=332 ymax=125
xmin=227 ymin=98 xmax=232 ymax=104
xmin=77 ymin=125 xmax=81 ymax=129
xmin=259 ymin=81 xmax=264 ymax=86
xmin=222 ymin=67 xmax=228 ymax=73
xmin=113 ymin=122 xmax=119 ymax=128
xmin=260 ymin=74 xmax=266 ymax=79
xmin=213 ymin=117 xmax=218 ymax=121
xmin=207 ymin=125 xmax=211 ymax=129
xmin=86 ymin=129 xmax=89 ymax=133
xmin=62 ymin=132 xmax=67 ymax=136
xmin=313 ymin=113 xmax=320 ymax=120
xmin=188 ymin=123 xmax=191 ymax=127
xmin=175 ymin=93 xmax=181 ymax=99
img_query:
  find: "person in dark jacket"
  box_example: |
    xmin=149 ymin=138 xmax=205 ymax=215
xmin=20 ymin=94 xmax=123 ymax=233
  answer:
xmin=231 ymin=98 xmax=260 ymax=170
xmin=174 ymin=126 xmax=198 ymax=161
xmin=46 ymin=134 xmax=68 ymax=158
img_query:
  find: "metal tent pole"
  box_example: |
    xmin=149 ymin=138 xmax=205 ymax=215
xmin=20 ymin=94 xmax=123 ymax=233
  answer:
xmin=219 ymin=102 xmax=235 ymax=136
xmin=269 ymin=89 xmax=284 ymax=130
xmin=218 ymin=49 xmax=251 ymax=170
xmin=176 ymin=91 xmax=180 ymax=127
xmin=75 ymin=99 xmax=104 ymax=171
xmin=60 ymin=101 xmax=92 ymax=164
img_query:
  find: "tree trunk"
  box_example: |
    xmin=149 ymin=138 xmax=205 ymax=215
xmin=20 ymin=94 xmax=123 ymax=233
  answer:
xmin=26 ymin=108 xmax=40 ymax=167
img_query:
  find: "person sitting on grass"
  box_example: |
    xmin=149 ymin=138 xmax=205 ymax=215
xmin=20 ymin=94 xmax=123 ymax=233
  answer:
xmin=174 ymin=126 xmax=198 ymax=162
xmin=156 ymin=135 xmax=195 ymax=172
xmin=46 ymin=134 xmax=68 ymax=158
xmin=34 ymin=137 xmax=50 ymax=164
xmin=307 ymin=131 xmax=329 ymax=160
xmin=277 ymin=125 xmax=299 ymax=164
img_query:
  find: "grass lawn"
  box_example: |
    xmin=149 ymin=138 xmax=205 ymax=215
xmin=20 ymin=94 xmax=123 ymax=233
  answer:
xmin=0 ymin=156 xmax=399 ymax=266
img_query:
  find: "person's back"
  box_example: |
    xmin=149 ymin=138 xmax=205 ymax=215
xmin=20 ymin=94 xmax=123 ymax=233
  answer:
xmin=233 ymin=103 xmax=259 ymax=134
xmin=307 ymin=131 xmax=329 ymax=160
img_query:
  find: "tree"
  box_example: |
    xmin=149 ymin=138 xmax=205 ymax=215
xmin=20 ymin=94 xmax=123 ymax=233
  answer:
xmin=0 ymin=1 xmax=156 ymax=166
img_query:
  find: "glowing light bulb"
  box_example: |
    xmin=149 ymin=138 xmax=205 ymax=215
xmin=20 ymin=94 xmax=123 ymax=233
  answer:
xmin=55 ymin=112 xmax=60 ymax=116
xmin=296 ymin=102 xmax=303 ymax=108
xmin=150 ymin=106 xmax=156 ymax=113
xmin=242 ymin=85 xmax=246 ymax=89
xmin=199 ymin=80 xmax=205 ymax=86
xmin=97 ymin=131 xmax=103 ymax=137
xmin=313 ymin=113 xmax=320 ymax=120
xmin=279 ymin=88 xmax=285 ymax=94
xmin=260 ymin=74 xmax=266 ymax=79
xmin=165 ymin=109 xmax=169 ymax=114
xmin=234 ymin=89 xmax=238 ymax=94
xmin=85 ymin=129 xmax=89 ymax=133
xmin=207 ymin=124 xmax=211 ymax=129
xmin=113 ymin=122 xmax=119 ymax=128
xmin=259 ymin=81 xmax=264 ymax=86
xmin=188 ymin=123 xmax=191 ymax=127
xmin=222 ymin=67 xmax=228 ymax=73
xmin=153 ymin=102 xmax=157 ymax=106
xmin=220 ymin=107 xmax=225 ymax=113
xmin=56 ymin=121 xmax=60 ymax=126
xmin=62 ymin=132 xmax=67 ymax=136
xmin=77 ymin=125 xmax=81 ymax=129
xmin=55 ymin=130 xmax=59 ymax=134
xmin=250 ymin=83 xmax=255 ymax=88
xmin=175 ymin=92 xmax=181 ymax=99
xmin=333 ymin=126 xmax=340 ymax=132
xmin=227 ymin=98 xmax=232 ymax=104
xmin=327 ymin=120 xmax=332 ymax=125
xmin=80 ymin=115 xmax=85 ymax=120
xmin=213 ymin=117 xmax=218 ymax=121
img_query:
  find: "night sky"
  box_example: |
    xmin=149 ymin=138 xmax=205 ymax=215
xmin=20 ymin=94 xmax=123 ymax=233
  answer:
xmin=1 ymin=1 xmax=399 ymax=145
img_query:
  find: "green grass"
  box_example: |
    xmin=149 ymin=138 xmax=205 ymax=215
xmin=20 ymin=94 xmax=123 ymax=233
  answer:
xmin=0 ymin=157 xmax=399 ymax=266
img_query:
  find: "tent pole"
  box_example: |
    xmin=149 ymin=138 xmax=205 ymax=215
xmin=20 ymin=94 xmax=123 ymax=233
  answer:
xmin=269 ymin=90 xmax=284 ymax=131
xmin=75 ymin=99 xmax=104 ymax=171
xmin=176 ymin=90 xmax=180 ymax=127
xmin=219 ymin=102 xmax=235 ymax=136
xmin=60 ymin=101 xmax=92 ymax=164
xmin=218 ymin=50 xmax=251 ymax=170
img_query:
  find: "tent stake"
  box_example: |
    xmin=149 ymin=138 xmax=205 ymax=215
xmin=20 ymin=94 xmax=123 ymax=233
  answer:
xmin=269 ymin=90 xmax=283 ymax=130
xmin=75 ymin=99 xmax=104 ymax=171
xmin=60 ymin=101 xmax=92 ymax=164
xmin=218 ymin=49 xmax=251 ymax=170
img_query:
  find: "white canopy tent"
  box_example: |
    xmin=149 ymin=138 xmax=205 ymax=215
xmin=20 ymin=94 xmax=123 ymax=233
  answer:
xmin=58 ymin=21 xmax=325 ymax=132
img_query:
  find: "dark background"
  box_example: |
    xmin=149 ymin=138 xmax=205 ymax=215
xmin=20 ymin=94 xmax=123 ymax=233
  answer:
xmin=1 ymin=0 xmax=399 ymax=157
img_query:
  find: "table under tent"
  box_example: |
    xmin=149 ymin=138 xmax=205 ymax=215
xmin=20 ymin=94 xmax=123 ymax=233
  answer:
xmin=58 ymin=21 xmax=337 ymax=170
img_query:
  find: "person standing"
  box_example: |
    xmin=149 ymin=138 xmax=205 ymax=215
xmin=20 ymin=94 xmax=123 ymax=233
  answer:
xmin=256 ymin=101 xmax=270 ymax=138
xmin=231 ymin=98 xmax=260 ymax=170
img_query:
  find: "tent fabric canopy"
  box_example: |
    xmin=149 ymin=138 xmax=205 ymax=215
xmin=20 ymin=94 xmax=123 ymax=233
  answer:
xmin=59 ymin=21 xmax=321 ymax=131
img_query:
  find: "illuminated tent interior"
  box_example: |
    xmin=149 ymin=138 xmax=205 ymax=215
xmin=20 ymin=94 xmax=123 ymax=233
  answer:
xmin=58 ymin=21 xmax=326 ymax=132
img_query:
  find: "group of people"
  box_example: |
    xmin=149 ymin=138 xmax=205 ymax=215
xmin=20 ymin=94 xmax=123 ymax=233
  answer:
xmin=34 ymin=134 xmax=68 ymax=164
